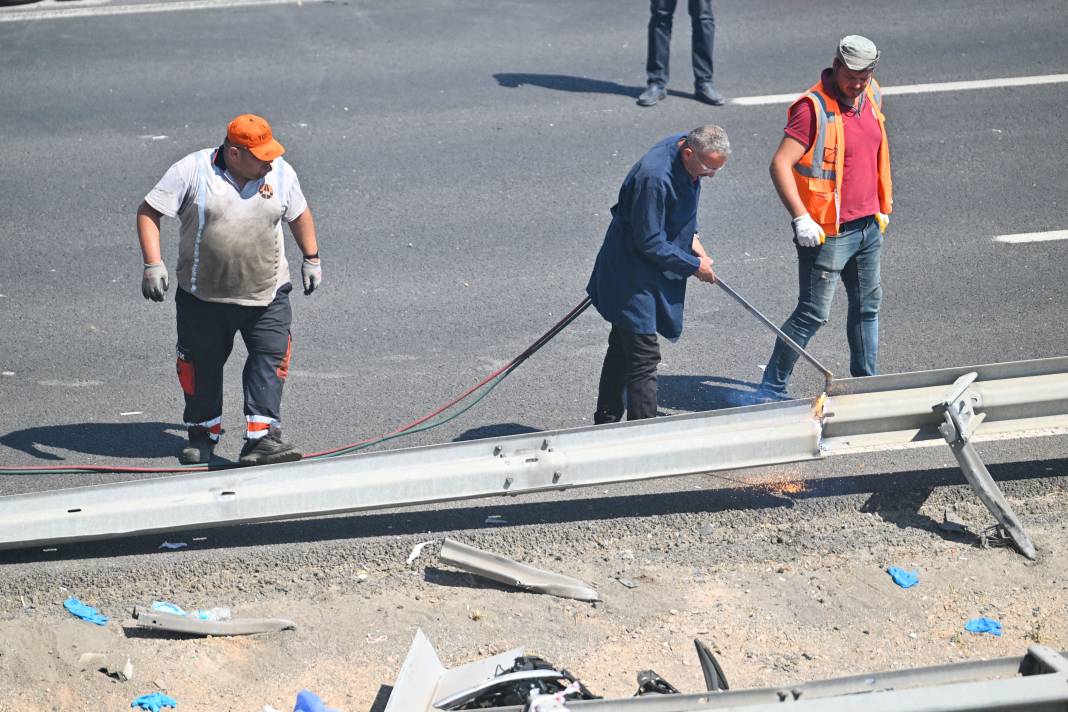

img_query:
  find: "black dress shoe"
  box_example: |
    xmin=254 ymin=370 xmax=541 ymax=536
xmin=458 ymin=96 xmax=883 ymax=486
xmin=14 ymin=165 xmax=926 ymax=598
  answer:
xmin=694 ymin=82 xmax=727 ymax=106
xmin=637 ymin=84 xmax=667 ymax=107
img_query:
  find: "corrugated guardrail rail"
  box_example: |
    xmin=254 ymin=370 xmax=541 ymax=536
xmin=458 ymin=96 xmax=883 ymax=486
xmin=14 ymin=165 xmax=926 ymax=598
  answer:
xmin=1 ymin=356 xmax=1067 ymax=555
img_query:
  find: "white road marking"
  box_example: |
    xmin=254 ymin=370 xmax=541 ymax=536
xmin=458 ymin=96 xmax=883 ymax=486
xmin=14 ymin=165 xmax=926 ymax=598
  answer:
xmin=993 ymin=230 xmax=1068 ymax=244
xmin=0 ymin=0 xmax=318 ymax=23
xmin=732 ymin=74 xmax=1068 ymax=106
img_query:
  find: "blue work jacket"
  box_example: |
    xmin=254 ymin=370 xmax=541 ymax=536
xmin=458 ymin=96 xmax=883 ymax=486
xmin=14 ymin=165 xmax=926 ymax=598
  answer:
xmin=586 ymin=133 xmax=701 ymax=341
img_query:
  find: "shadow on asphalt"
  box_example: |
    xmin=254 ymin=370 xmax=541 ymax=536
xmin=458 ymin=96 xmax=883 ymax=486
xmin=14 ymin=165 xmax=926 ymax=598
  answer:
xmin=1 ymin=458 xmax=1062 ymax=564
xmin=0 ymin=421 xmax=188 ymax=461
xmin=453 ymin=423 xmax=542 ymax=442
xmin=493 ymin=72 xmax=692 ymax=101
xmin=658 ymin=374 xmax=771 ymax=411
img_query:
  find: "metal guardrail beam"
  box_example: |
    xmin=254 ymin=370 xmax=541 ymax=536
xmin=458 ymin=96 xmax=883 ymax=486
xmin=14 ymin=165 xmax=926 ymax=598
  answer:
xmin=0 ymin=401 xmax=822 ymax=550
xmin=482 ymin=646 xmax=1068 ymax=712
xmin=1 ymin=356 xmax=1067 ymax=552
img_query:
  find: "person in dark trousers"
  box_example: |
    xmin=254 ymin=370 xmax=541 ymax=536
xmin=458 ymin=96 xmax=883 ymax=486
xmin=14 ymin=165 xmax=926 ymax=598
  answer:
xmin=137 ymin=113 xmax=323 ymax=466
xmin=637 ymin=0 xmax=726 ymax=107
xmin=587 ymin=125 xmax=730 ymax=423
xmin=759 ymin=36 xmax=893 ymax=398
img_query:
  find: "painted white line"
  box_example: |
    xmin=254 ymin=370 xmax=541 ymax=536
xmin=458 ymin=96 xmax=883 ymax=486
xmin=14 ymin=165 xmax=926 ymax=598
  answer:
xmin=993 ymin=230 xmax=1068 ymax=244
xmin=731 ymin=74 xmax=1068 ymax=106
xmin=0 ymin=0 xmax=318 ymax=23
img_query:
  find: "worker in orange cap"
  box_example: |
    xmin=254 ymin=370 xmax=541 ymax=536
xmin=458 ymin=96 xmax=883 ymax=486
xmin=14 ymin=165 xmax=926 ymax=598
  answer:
xmin=136 ymin=114 xmax=321 ymax=466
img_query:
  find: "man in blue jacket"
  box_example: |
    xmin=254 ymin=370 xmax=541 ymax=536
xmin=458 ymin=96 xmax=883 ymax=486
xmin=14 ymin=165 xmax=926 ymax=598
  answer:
xmin=587 ymin=125 xmax=730 ymax=423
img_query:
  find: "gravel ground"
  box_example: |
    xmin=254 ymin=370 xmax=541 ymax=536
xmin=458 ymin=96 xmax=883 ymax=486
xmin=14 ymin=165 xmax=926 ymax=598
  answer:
xmin=2 ymin=459 xmax=1067 ymax=711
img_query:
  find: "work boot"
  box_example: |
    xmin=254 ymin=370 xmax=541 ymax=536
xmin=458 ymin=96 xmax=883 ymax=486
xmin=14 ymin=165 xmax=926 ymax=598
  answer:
xmin=637 ymin=83 xmax=667 ymax=107
xmin=178 ymin=428 xmax=215 ymax=465
xmin=694 ymin=82 xmax=727 ymax=106
xmin=238 ymin=424 xmax=302 ymax=466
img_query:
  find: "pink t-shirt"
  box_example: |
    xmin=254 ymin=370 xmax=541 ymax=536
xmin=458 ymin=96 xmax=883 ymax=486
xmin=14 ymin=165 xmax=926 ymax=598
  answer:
xmin=784 ymin=69 xmax=883 ymax=224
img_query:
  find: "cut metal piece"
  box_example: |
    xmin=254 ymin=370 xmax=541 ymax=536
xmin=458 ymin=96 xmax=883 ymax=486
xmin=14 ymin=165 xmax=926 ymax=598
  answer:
xmin=439 ymin=537 xmax=600 ymax=601
xmin=716 ymin=277 xmax=834 ymax=391
xmin=935 ymin=373 xmax=1037 ymax=560
xmin=132 ymin=607 xmax=296 ymax=636
xmin=384 ymin=628 xmax=523 ymax=712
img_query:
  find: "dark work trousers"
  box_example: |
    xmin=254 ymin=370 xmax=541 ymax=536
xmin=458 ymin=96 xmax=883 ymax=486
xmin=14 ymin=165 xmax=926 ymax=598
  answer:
xmin=646 ymin=0 xmax=715 ymax=87
xmin=175 ymin=283 xmax=293 ymax=435
xmin=594 ymin=324 xmax=662 ymax=424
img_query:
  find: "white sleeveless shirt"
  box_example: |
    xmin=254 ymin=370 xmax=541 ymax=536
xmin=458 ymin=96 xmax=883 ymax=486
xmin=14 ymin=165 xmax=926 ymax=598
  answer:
xmin=145 ymin=147 xmax=308 ymax=306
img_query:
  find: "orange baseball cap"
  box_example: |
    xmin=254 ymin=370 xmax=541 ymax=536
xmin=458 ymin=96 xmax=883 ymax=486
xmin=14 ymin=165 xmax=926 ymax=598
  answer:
xmin=227 ymin=114 xmax=285 ymax=161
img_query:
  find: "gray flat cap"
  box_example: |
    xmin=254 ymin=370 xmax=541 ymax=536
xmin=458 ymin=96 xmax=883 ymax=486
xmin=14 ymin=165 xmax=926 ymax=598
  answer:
xmin=837 ymin=35 xmax=880 ymax=71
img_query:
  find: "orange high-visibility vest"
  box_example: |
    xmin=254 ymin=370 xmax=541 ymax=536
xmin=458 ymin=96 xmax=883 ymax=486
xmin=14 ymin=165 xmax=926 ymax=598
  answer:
xmin=790 ymin=78 xmax=892 ymax=236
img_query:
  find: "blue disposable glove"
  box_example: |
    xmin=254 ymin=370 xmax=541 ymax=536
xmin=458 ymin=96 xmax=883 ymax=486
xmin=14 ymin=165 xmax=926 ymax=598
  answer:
xmin=63 ymin=597 xmax=109 ymax=626
xmin=131 ymin=692 xmax=178 ymax=711
xmin=293 ymin=689 xmax=339 ymax=712
xmin=964 ymin=617 xmax=1003 ymax=636
xmin=886 ymin=566 xmax=919 ymax=589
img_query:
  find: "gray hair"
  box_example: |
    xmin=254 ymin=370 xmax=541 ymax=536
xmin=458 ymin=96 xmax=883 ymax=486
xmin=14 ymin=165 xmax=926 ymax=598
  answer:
xmin=685 ymin=125 xmax=731 ymax=156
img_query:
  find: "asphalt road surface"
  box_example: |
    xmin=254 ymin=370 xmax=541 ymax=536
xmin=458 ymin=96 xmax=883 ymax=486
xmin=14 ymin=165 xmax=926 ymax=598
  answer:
xmin=1 ymin=0 xmax=1067 ymax=507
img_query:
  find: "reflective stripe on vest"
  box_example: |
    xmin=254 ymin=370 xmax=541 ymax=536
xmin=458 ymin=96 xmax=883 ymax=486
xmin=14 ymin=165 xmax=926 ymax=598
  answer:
xmin=794 ymin=91 xmax=836 ymax=181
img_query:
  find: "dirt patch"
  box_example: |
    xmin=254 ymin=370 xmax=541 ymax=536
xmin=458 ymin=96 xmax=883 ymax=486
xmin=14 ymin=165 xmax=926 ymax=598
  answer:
xmin=1 ymin=478 xmax=1067 ymax=710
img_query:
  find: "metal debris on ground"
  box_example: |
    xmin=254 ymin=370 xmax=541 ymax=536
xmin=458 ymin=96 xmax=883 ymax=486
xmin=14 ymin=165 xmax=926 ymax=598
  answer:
xmin=132 ymin=606 xmax=296 ymax=636
xmin=432 ymin=654 xmax=599 ymax=709
xmin=981 ymin=524 xmax=1011 ymax=550
xmin=384 ymin=629 xmax=525 ymax=712
xmin=407 ymin=540 xmax=434 ymax=565
xmin=634 ymin=670 xmax=680 ymax=696
xmin=78 ymin=652 xmax=134 ymax=682
xmin=694 ymin=639 xmax=730 ymax=691
xmin=438 ymin=538 xmax=600 ymax=602
xmin=614 ymin=576 xmax=638 ymax=589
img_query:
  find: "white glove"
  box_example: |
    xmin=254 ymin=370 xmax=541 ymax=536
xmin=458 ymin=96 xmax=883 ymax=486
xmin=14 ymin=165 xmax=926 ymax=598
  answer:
xmin=791 ymin=214 xmax=825 ymax=248
xmin=876 ymin=212 xmax=890 ymax=234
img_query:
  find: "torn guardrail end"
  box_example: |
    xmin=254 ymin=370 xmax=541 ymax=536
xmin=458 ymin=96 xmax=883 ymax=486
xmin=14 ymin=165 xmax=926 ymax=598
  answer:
xmin=132 ymin=607 xmax=296 ymax=636
xmin=439 ymin=537 xmax=600 ymax=602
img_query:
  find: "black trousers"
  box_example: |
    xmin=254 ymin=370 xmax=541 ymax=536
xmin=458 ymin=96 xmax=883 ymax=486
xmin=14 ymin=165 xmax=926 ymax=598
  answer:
xmin=175 ymin=284 xmax=292 ymax=435
xmin=646 ymin=0 xmax=715 ymax=87
xmin=594 ymin=324 xmax=662 ymax=424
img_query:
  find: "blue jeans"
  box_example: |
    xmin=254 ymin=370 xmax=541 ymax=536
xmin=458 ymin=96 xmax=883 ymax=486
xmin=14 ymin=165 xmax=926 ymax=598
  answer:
xmin=761 ymin=216 xmax=883 ymax=394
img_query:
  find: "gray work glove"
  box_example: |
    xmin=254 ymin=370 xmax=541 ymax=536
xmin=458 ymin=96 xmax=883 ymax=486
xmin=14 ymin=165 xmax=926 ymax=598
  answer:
xmin=301 ymin=258 xmax=322 ymax=295
xmin=142 ymin=262 xmax=169 ymax=302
